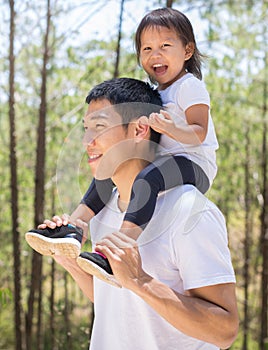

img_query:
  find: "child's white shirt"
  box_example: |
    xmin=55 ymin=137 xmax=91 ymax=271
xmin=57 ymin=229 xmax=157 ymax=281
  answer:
xmin=158 ymin=73 xmax=219 ymax=185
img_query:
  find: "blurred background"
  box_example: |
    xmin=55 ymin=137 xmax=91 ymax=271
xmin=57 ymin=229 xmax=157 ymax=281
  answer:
xmin=0 ymin=0 xmax=267 ymax=349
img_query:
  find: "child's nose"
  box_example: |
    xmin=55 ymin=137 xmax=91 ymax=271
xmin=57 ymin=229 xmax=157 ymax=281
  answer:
xmin=151 ymin=47 xmax=162 ymax=57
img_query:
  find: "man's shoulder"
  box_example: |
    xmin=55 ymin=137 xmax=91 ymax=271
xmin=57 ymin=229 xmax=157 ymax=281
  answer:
xmin=138 ymin=186 xmax=224 ymax=247
xmin=158 ymin=185 xmax=214 ymax=212
xmin=154 ymin=185 xmax=223 ymax=231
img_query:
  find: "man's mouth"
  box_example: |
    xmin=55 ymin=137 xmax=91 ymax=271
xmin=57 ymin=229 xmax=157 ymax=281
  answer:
xmin=87 ymin=154 xmax=102 ymax=163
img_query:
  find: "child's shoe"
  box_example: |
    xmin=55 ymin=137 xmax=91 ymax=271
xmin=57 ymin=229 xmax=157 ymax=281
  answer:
xmin=25 ymin=224 xmax=83 ymax=258
xmin=77 ymin=252 xmax=121 ymax=288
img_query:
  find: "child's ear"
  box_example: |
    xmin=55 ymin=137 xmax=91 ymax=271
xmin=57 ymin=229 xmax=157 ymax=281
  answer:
xmin=185 ymin=42 xmax=195 ymax=61
xmin=135 ymin=116 xmax=150 ymax=141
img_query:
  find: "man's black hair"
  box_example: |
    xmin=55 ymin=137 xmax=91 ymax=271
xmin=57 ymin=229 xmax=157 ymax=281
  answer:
xmin=85 ymin=78 xmax=163 ymax=145
xmin=86 ymin=77 xmax=162 ymax=106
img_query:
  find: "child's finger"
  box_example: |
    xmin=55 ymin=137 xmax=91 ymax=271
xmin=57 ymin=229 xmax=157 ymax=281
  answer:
xmin=160 ymin=109 xmax=172 ymax=120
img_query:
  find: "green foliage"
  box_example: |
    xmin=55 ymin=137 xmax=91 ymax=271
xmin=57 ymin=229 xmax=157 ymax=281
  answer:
xmin=0 ymin=289 xmax=14 ymax=349
xmin=0 ymin=307 xmax=15 ymax=349
xmin=0 ymin=287 xmax=13 ymax=308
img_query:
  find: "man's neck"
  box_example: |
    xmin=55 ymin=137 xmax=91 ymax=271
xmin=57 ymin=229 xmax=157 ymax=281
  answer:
xmin=112 ymin=159 xmax=149 ymax=210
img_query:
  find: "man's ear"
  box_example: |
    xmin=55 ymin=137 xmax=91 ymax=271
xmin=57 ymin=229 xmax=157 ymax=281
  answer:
xmin=135 ymin=116 xmax=150 ymax=142
xmin=185 ymin=42 xmax=195 ymax=61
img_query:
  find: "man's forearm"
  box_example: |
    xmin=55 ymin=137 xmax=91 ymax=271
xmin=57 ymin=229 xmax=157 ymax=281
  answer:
xmin=54 ymin=256 xmax=94 ymax=302
xmin=132 ymin=277 xmax=238 ymax=349
xmin=70 ymin=203 xmax=95 ymax=223
xmin=95 ymin=231 xmax=239 ymax=348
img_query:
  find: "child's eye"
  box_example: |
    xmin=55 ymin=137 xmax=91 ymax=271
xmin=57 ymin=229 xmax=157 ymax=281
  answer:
xmin=162 ymin=43 xmax=171 ymax=48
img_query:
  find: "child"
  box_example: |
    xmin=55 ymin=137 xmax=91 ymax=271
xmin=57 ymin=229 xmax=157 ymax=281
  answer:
xmin=26 ymin=8 xmax=218 ymax=286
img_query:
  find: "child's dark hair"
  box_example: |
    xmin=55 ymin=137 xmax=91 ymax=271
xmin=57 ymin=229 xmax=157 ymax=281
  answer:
xmin=86 ymin=77 xmax=162 ymax=145
xmin=135 ymin=8 xmax=204 ymax=80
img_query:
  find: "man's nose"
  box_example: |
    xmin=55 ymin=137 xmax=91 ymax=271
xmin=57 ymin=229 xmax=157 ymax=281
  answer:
xmin=82 ymin=130 xmax=96 ymax=148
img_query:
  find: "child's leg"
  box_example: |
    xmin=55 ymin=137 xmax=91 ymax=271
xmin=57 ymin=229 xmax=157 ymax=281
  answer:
xmin=122 ymin=155 xmax=210 ymax=238
xmin=80 ymin=177 xmax=114 ymax=215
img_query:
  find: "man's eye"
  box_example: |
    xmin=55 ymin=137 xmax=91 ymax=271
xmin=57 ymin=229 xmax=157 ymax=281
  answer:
xmin=143 ymin=46 xmax=151 ymax=51
xmin=96 ymin=124 xmax=105 ymax=129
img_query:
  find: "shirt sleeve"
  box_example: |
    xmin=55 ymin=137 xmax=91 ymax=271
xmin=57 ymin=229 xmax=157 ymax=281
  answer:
xmin=171 ymin=206 xmax=236 ymax=290
xmin=177 ymin=77 xmax=210 ymax=112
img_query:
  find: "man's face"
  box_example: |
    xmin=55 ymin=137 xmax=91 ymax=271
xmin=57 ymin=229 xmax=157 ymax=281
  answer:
xmin=83 ymin=98 xmax=135 ymax=179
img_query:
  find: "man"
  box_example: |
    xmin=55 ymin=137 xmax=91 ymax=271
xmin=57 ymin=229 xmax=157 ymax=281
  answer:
xmin=28 ymin=78 xmax=239 ymax=349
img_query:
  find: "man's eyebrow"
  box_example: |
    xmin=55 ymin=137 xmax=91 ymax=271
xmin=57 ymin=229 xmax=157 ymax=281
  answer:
xmin=83 ymin=113 xmax=109 ymax=122
xmin=91 ymin=114 xmax=109 ymax=120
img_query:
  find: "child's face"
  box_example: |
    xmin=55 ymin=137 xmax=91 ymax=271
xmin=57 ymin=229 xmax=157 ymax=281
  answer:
xmin=139 ymin=26 xmax=193 ymax=90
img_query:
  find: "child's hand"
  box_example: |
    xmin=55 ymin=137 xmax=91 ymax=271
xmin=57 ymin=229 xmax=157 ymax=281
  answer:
xmin=148 ymin=110 xmax=175 ymax=136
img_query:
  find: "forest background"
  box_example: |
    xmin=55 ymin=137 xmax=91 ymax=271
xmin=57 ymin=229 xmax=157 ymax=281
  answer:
xmin=0 ymin=0 xmax=267 ymax=349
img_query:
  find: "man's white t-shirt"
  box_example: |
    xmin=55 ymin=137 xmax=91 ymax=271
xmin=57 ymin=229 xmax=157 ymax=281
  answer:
xmin=159 ymin=73 xmax=219 ymax=185
xmin=89 ymin=185 xmax=236 ymax=350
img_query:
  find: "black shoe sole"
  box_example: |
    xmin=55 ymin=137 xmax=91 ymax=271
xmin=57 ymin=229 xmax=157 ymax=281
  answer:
xmin=25 ymin=232 xmax=81 ymax=258
xmin=76 ymin=256 xmax=121 ymax=288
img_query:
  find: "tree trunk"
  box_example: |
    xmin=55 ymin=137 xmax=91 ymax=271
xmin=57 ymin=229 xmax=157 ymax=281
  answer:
xmin=50 ymin=185 xmax=56 ymax=349
xmin=25 ymin=1 xmax=51 ymax=348
xmin=242 ymin=123 xmax=251 ymax=350
xmin=8 ymin=1 xmax=23 ymax=349
xmin=113 ymin=0 xmax=125 ymax=78
xmin=64 ymin=272 xmax=72 ymax=349
xmin=260 ymin=126 xmax=268 ymax=349
xmin=50 ymin=259 xmax=56 ymax=349
xmin=166 ymin=0 xmax=173 ymax=7
xmin=37 ymin=264 xmax=43 ymax=350
xmin=260 ymin=65 xmax=268 ymax=350
xmin=260 ymin=8 xmax=268 ymax=347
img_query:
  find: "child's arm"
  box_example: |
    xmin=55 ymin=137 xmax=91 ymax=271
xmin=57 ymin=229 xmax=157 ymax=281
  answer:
xmin=149 ymin=104 xmax=209 ymax=145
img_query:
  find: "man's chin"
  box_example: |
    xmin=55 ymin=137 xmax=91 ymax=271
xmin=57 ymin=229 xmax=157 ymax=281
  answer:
xmin=92 ymin=166 xmax=112 ymax=180
xmin=95 ymin=173 xmax=113 ymax=180
xmin=92 ymin=162 xmax=116 ymax=180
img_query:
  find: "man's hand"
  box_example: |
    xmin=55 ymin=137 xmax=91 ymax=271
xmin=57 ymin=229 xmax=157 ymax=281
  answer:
xmin=38 ymin=214 xmax=89 ymax=245
xmin=37 ymin=213 xmax=71 ymax=229
xmin=95 ymin=231 xmax=151 ymax=290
